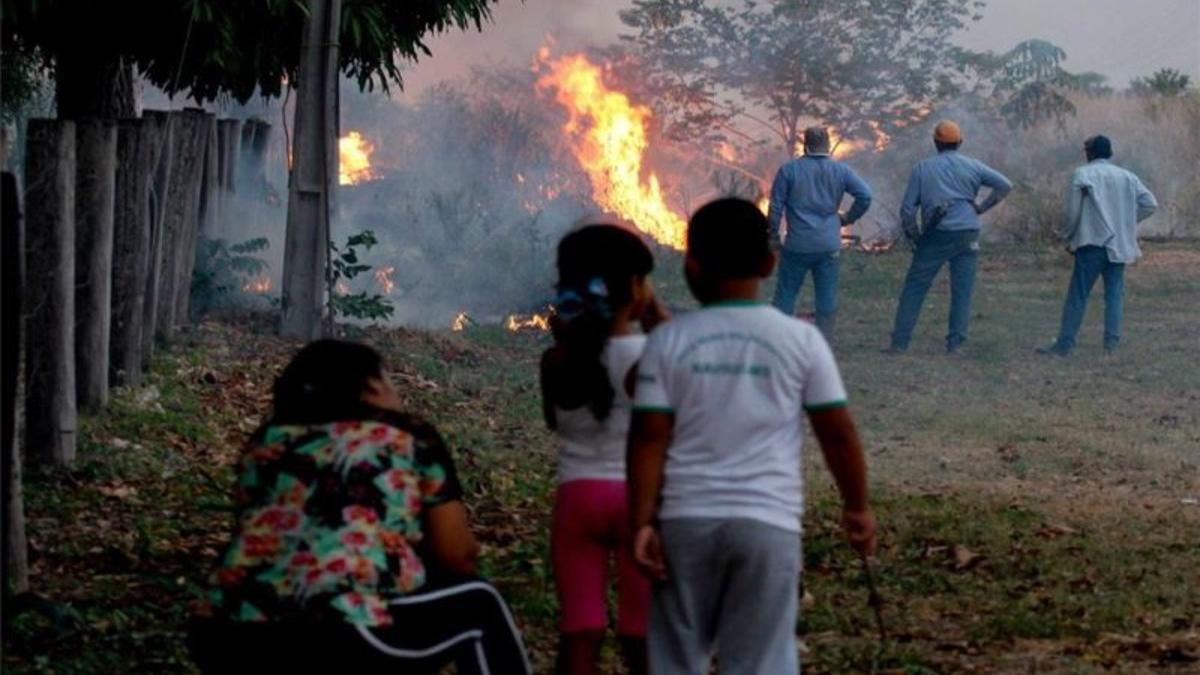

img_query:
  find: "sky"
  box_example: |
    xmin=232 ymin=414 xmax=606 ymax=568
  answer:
xmin=397 ymin=0 xmax=1200 ymax=96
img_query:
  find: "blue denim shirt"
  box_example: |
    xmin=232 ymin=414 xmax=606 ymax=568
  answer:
xmin=900 ymin=150 xmax=1013 ymax=233
xmin=768 ymin=155 xmax=873 ymax=253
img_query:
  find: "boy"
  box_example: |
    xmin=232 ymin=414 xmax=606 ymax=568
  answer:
xmin=627 ymin=197 xmax=876 ymax=674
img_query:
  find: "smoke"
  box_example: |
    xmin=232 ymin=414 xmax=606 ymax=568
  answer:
xmin=126 ymin=0 xmax=1198 ymax=328
xmin=336 ymin=70 xmax=596 ymax=327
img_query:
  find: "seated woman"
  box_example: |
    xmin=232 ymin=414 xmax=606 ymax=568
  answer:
xmin=190 ymin=340 xmax=530 ymax=675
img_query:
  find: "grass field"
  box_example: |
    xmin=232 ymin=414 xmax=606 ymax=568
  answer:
xmin=4 ymin=241 xmax=1198 ymax=673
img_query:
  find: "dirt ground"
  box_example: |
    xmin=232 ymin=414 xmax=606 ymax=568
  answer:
xmin=4 ymin=241 xmax=1198 ymax=673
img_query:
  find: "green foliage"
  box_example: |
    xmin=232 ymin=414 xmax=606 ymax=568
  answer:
xmin=329 ymin=229 xmax=394 ymax=322
xmin=190 ymin=236 xmax=271 ymax=315
xmin=0 ymin=42 xmax=51 ymax=123
xmin=1 ymin=0 xmax=500 ymax=104
xmin=1130 ymin=67 xmax=1192 ymax=98
xmin=988 ymin=39 xmax=1109 ymax=130
xmin=619 ymin=0 xmax=985 ymax=153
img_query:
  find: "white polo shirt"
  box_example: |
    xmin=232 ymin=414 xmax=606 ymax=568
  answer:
xmin=633 ymin=302 xmax=847 ymax=533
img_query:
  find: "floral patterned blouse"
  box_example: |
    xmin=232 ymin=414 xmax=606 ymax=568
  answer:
xmin=206 ymin=411 xmax=463 ymax=626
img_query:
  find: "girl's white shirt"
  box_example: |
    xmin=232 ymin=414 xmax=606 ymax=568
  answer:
xmin=552 ymin=334 xmax=647 ymax=484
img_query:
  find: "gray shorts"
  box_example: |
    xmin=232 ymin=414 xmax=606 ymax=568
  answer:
xmin=649 ymin=518 xmax=802 ymax=675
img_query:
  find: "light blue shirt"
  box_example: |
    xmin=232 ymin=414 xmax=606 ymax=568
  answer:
xmin=768 ymin=154 xmax=873 ymax=253
xmin=900 ymin=150 xmax=1013 ymax=233
xmin=1063 ymin=159 xmax=1157 ymax=263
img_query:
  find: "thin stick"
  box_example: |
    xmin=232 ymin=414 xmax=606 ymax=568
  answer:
xmin=859 ymin=552 xmax=888 ymax=643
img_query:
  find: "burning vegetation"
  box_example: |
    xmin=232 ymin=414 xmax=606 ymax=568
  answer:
xmin=338 ymin=130 xmax=376 ymax=185
xmin=535 ymin=49 xmax=688 ymax=250
xmin=505 ymin=312 xmax=552 ymax=333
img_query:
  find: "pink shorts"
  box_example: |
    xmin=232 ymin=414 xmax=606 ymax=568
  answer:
xmin=551 ymin=480 xmax=649 ymax=636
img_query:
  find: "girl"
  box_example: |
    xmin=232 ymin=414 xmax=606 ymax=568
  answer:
xmin=191 ymin=340 xmax=530 ymax=675
xmin=541 ymin=224 xmax=668 ymax=675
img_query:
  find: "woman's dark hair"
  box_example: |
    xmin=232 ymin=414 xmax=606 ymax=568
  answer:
xmin=551 ymin=224 xmax=654 ymax=421
xmin=270 ymin=339 xmax=385 ymax=425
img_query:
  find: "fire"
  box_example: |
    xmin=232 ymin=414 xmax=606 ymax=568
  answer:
xmin=716 ymin=141 xmax=739 ymax=163
xmin=451 ymin=311 xmax=470 ymax=332
xmin=374 ymin=265 xmax=395 ymax=295
xmin=506 ymin=313 xmax=552 ymax=333
xmin=243 ymin=277 xmax=272 ymax=294
xmin=795 ymin=126 xmax=879 ymax=160
xmin=339 ymin=131 xmax=375 ymax=185
xmin=536 ymin=51 xmax=687 ymax=250
xmin=868 ymin=120 xmax=891 ymax=152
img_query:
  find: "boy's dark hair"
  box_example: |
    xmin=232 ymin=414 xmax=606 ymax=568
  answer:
xmin=687 ymin=197 xmax=770 ymax=279
xmin=1085 ymin=134 xmax=1113 ymax=161
xmin=271 ymin=339 xmax=384 ymax=425
xmin=935 ymin=140 xmax=961 ymax=152
xmin=551 ymin=224 xmax=654 ymax=422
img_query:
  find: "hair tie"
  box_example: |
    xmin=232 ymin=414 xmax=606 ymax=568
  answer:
xmin=554 ymin=277 xmax=613 ymax=324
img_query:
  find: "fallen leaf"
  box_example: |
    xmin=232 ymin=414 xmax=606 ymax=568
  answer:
xmin=1037 ymin=523 xmax=1080 ymax=539
xmin=951 ymin=544 xmax=986 ymax=572
xmin=98 ymin=484 xmax=138 ymax=500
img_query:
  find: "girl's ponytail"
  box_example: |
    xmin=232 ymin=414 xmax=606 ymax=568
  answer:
xmin=551 ymin=225 xmax=654 ymax=421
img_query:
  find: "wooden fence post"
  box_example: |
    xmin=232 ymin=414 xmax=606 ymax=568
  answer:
xmin=180 ymin=112 xmax=218 ymax=323
xmin=2 ymin=171 xmax=30 ymax=594
xmin=73 ymin=119 xmax=118 ymax=410
xmin=157 ymin=110 xmax=207 ymax=340
xmin=141 ymin=110 xmax=174 ymax=368
xmin=24 ymin=120 xmax=77 ymax=466
xmin=110 ymin=119 xmax=159 ymax=387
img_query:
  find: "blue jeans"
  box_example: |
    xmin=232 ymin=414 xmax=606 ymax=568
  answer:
xmin=772 ymin=250 xmax=839 ymax=338
xmin=1053 ymin=245 xmax=1125 ymax=351
xmin=890 ymin=229 xmax=979 ymax=351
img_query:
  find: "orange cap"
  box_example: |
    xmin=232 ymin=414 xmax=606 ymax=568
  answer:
xmin=934 ymin=120 xmax=962 ymax=144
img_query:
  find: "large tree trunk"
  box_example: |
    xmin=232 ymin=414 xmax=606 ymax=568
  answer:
xmin=181 ymin=114 xmax=219 ymax=323
xmin=54 ymin=52 xmax=136 ymax=119
xmin=2 ymin=171 xmax=30 ymax=596
xmin=281 ymin=0 xmax=341 ymax=340
xmin=157 ymin=110 xmax=208 ymax=341
xmin=24 ymin=120 xmax=77 ymax=466
xmin=141 ymin=111 xmax=174 ymax=367
xmin=73 ymin=120 xmax=118 ymax=411
xmin=110 ymin=119 xmax=159 ymax=388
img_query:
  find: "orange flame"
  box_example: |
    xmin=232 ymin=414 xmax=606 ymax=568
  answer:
xmin=243 ymin=277 xmax=273 ymax=294
xmin=374 ymin=265 xmax=395 ymax=295
xmin=795 ymin=126 xmax=885 ymax=160
xmin=716 ymin=141 xmax=739 ymax=163
xmin=339 ymin=131 xmax=375 ymax=185
xmin=506 ymin=313 xmax=552 ymax=333
xmin=451 ymin=311 xmax=470 ymax=332
xmin=536 ymin=52 xmax=686 ymax=250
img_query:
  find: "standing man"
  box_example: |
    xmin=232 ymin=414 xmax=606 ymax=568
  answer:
xmin=886 ymin=120 xmax=1012 ymax=354
xmin=768 ymin=126 xmax=873 ymax=342
xmin=1037 ymin=135 xmax=1157 ymax=356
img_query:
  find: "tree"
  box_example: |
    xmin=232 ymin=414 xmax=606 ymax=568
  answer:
xmin=1130 ymin=68 xmax=1193 ymax=98
xmin=2 ymin=1 xmax=500 ymax=116
xmin=618 ymin=0 xmax=986 ymax=157
xmin=4 ymin=0 xmax=502 ymax=339
xmin=987 ymin=39 xmax=1109 ymax=130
